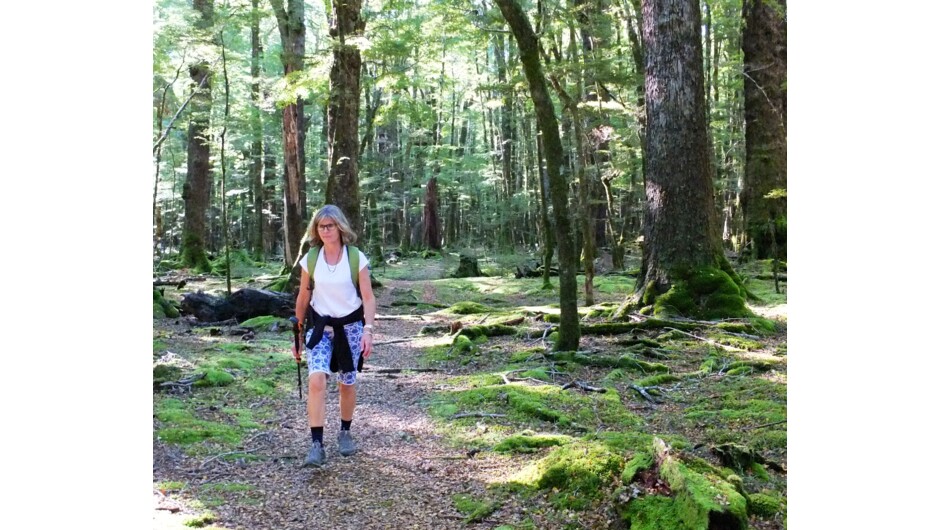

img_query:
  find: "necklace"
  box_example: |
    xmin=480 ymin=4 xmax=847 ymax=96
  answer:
xmin=325 ymin=248 xmax=340 ymax=273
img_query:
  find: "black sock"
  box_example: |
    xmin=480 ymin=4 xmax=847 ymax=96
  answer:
xmin=311 ymin=426 xmax=324 ymax=445
xmin=340 ymin=419 xmax=352 ymax=431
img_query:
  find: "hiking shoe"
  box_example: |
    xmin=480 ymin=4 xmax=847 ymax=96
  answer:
xmin=337 ymin=430 xmax=358 ymax=456
xmin=303 ymin=441 xmax=326 ymax=467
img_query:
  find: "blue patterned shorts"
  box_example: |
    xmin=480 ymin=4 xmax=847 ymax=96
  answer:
xmin=305 ymin=322 xmax=363 ymax=385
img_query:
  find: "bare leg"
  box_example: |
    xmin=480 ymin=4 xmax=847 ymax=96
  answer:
xmin=307 ymin=373 xmax=327 ymax=427
xmin=338 ymin=382 xmax=356 ymax=422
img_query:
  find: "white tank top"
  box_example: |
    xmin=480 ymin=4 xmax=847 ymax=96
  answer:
xmin=300 ymin=245 xmax=369 ymax=318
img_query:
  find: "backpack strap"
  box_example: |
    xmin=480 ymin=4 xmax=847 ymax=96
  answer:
xmin=307 ymin=245 xmax=321 ymax=291
xmin=347 ymin=245 xmax=362 ymax=300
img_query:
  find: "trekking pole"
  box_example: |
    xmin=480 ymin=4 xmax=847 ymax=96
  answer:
xmin=289 ymin=316 xmax=303 ymax=400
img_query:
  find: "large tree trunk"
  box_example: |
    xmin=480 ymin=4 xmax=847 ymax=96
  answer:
xmin=249 ymin=0 xmax=264 ymax=260
xmin=181 ymin=0 xmax=214 ymax=272
xmin=742 ymin=0 xmax=787 ymax=260
xmin=496 ymin=0 xmax=580 ymax=351
xmin=324 ymin=0 xmax=365 ymax=235
xmin=615 ymin=0 xmax=747 ymax=320
xmin=271 ymin=0 xmax=306 ymax=270
xmin=423 ymin=175 xmax=441 ymax=250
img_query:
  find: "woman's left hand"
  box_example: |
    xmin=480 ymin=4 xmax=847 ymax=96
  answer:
xmin=361 ymin=330 xmax=373 ymax=359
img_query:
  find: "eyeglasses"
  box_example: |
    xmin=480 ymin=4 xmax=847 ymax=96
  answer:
xmin=317 ymin=223 xmax=337 ymax=232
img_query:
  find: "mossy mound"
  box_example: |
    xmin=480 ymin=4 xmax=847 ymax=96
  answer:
xmin=154 ymin=399 xmax=240 ymax=445
xmin=239 ymin=315 xmax=283 ymax=331
xmin=452 ymin=493 xmax=500 ymax=523
xmin=634 ymin=373 xmax=682 ymax=387
xmin=153 ymin=364 xmax=183 ymax=386
xmin=432 ymin=383 xmax=639 ymax=429
xmin=193 ymin=369 xmax=235 ymax=387
xmin=546 ymin=351 xmax=669 ymax=374
xmin=507 ymin=440 xmax=625 ymax=510
xmin=621 ymin=451 xmax=654 ymax=483
xmin=624 ymin=439 xmax=747 ymax=530
xmin=747 ymin=492 xmax=785 ymax=516
xmin=210 ymin=248 xmax=263 ymax=278
xmin=452 ymin=335 xmax=475 ymax=354
xmin=509 ymin=348 xmax=545 ymax=363
xmin=647 ymin=266 xmax=750 ymax=320
xmin=494 ymin=433 xmax=572 ymax=453
xmin=448 ymin=301 xmax=490 ymax=314
xmin=458 ymin=324 xmax=517 ymax=339
xmin=153 ymin=289 xmax=180 ymax=319
xmin=518 ymin=368 xmax=551 ymax=381
xmin=618 ymin=495 xmax=688 ymax=530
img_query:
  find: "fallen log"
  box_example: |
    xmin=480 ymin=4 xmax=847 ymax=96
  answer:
xmin=180 ymin=288 xmax=294 ymax=322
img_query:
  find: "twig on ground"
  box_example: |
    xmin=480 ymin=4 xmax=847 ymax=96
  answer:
xmin=451 ymin=412 xmax=507 ymax=419
xmin=374 ymin=338 xmax=414 ymax=346
xmin=200 ymin=448 xmax=260 ymax=468
xmin=372 ymin=367 xmax=441 ymax=374
xmin=629 ymin=384 xmax=660 ymax=404
xmin=562 ymin=381 xmax=607 ymax=393
xmin=665 ymin=327 xmax=747 ymax=352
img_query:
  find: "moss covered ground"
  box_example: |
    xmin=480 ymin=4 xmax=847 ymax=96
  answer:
xmin=153 ymin=251 xmax=786 ymax=529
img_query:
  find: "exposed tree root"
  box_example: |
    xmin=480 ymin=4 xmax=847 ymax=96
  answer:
xmin=561 ymin=381 xmax=607 ymax=393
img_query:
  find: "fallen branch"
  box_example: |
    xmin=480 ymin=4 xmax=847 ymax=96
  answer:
xmin=664 ymin=327 xmax=747 ymax=352
xmin=192 ymin=318 xmax=239 ymax=328
xmin=374 ymin=338 xmax=414 ymax=346
xmin=629 ymin=384 xmax=660 ymax=404
xmin=451 ymin=412 xmax=507 ymax=419
xmin=372 ymin=367 xmax=441 ymax=374
xmin=562 ymin=381 xmax=607 ymax=393
xmin=200 ymin=447 xmax=260 ymax=468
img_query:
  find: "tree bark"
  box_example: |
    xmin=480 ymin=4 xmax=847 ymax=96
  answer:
xmin=615 ymin=0 xmax=747 ymax=320
xmin=325 ymin=0 xmax=365 ymax=236
xmin=423 ymin=175 xmax=441 ymax=250
xmin=249 ymin=0 xmax=264 ymax=259
xmin=270 ymin=0 xmax=306 ymax=270
xmin=742 ymin=0 xmax=787 ymax=260
xmin=181 ymin=0 xmax=214 ymax=272
xmin=495 ymin=0 xmax=580 ymax=351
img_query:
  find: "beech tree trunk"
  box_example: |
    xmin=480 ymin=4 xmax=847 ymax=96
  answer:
xmin=615 ymin=0 xmax=747 ymax=320
xmin=181 ymin=0 xmax=214 ymax=272
xmin=325 ymin=0 xmax=365 ymax=236
xmin=742 ymin=0 xmax=787 ymax=260
xmin=249 ymin=0 xmax=264 ymax=259
xmin=423 ymin=175 xmax=441 ymax=250
xmin=271 ymin=0 xmax=306 ymax=269
xmin=496 ymin=0 xmax=580 ymax=351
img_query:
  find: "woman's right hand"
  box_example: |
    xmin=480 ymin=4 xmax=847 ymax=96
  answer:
xmin=292 ymin=344 xmax=301 ymax=362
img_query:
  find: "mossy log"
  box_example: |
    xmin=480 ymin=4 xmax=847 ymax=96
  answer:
xmin=180 ymin=288 xmax=293 ymax=322
xmin=515 ymin=259 xmax=559 ymax=278
xmin=545 ymin=351 xmax=669 ymax=373
xmin=456 ymin=324 xmax=518 ymax=339
xmin=581 ymin=318 xmax=701 ymax=335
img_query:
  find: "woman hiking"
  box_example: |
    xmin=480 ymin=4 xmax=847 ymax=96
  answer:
xmin=292 ymin=204 xmax=376 ymax=467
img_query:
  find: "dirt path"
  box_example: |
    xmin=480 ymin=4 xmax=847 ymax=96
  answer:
xmin=154 ymin=279 xmax=529 ymax=529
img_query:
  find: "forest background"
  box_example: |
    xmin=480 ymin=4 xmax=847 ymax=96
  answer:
xmin=1 ymin=2 xmax=938 ymax=529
